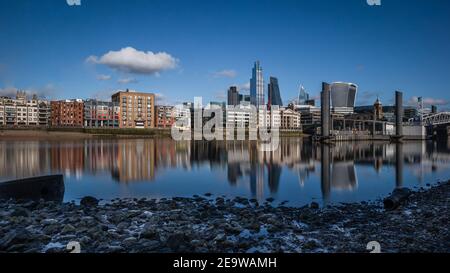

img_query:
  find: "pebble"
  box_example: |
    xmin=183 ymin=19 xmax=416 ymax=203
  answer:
xmin=61 ymin=224 xmax=76 ymax=234
xmin=0 ymin=182 xmax=449 ymax=253
xmin=10 ymin=207 xmax=31 ymax=218
xmin=80 ymin=196 xmax=99 ymax=207
xmin=310 ymin=202 xmax=320 ymax=209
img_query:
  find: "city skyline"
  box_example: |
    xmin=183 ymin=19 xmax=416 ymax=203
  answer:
xmin=1 ymin=0 xmax=450 ymax=257
xmin=1 ymin=0 xmax=450 ymax=109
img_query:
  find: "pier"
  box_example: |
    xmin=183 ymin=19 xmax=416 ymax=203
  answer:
xmin=317 ymin=85 xmax=431 ymax=142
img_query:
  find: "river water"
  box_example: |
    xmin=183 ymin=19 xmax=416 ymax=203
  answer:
xmin=1 ymin=137 xmax=450 ymax=206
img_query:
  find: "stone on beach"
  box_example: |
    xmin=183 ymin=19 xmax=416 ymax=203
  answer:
xmin=80 ymin=196 xmax=99 ymax=207
xmin=0 ymin=181 xmax=448 ymax=253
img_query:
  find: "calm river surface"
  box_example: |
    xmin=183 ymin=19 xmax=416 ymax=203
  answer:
xmin=1 ymin=137 xmax=450 ymax=206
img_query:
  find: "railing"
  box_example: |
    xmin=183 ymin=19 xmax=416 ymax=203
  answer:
xmin=408 ymin=112 xmax=450 ymax=126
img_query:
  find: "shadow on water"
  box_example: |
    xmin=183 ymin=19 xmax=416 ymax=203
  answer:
xmin=0 ymin=175 xmax=65 ymax=202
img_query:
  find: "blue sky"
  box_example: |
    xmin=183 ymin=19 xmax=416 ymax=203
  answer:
xmin=1 ymin=0 xmax=450 ymax=108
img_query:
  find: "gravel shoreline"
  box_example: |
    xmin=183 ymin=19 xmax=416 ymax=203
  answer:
xmin=1 ymin=181 xmax=449 ymax=253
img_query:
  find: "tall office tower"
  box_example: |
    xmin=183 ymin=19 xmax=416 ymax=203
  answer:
xmin=227 ymin=86 xmax=240 ymax=106
xmin=250 ymin=61 xmax=264 ymax=107
xmin=330 ymin=82 xmax=358 ymax=114
xmin=431 ymin=105 xmax=437 ymax=114
xmin=239 ymin=94 xmax=251 ymax=105
xmin=298 ymin=85 xmax=309 ymax=104
xmin=267 ymin=77 xmax=283 ymax=106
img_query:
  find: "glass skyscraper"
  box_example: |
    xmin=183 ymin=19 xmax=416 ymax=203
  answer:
xmin=250 ymin=61 xmax=264 ymax=107
xmin=298 ymin=85 xmax=309 ymax=104
xmin=227 ymin=86 xmax=239 ymax=106
xmin=330 ymin=82 xmax=358 ymax=114
xmin=268 ymin=76 xmax=283 ymax=106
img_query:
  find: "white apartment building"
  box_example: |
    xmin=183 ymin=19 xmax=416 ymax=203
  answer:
xmin=0 ymin=93 xmax=49 ymax=127
xmin=226 ymin=104 xmax=258 ymax=129
xmin=38 ymin=100 xmax=51 ymax=126
xmin=0 ymin=99 xmax=4 ymax=126
xmin=258 ymin=108 xmax=302 ymax=130
xmin=16 ymin=104 xmax=29 ymax=125
xmin=293 ymin=104 xmax=321 ymax=125
xmin=0 ymin=97 xmax=17 ymax=126
xmin=280 ymin=108 xmax=302 ymax=130
xmin=258 ymin=108 xmax=281 ymax=129
xmin=173 ymin=103 xmax=192 ymax=130
xmin=26 ymin=99 xmax=39 ymax=125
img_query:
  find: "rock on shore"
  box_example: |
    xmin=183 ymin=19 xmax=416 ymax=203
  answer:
xmin=0 ymin=181 xmax=449 ymax=253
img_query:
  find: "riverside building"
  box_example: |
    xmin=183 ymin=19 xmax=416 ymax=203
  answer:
xmin=50 ymin=99 xmax=84 ymax=127
xmin=112 ymin=89 xmax=155 ymax=129
xmin=84 ymin=99 xmax=120 ymax=128
xmin=0 ymin=92 xmax=48 ymax=127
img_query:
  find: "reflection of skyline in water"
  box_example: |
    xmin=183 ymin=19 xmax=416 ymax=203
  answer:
xmin=1 ymin=138 xmax=450 ymax=203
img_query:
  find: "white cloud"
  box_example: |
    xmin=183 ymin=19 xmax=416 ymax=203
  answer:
xmin=239 ymin=82 xmax=250 ymax=91
xmin=0 ymin=86 xmax=19 ymax=98
xmin=117 ymin=77 xmax=138 ymax=84
xmin=213 ymin=69 xmax=237 ymax=78
xmin=310 ymin=95 xmax=320 ymax=101
xmin=0 ymin=84 xmax=56 ymax=99
xmin=86 ymin=47 xmax=178 ymax=75
xmin=407 ymin=96 xmax=449 ymax=106
xmin=85 ymin=55 xmax=98 ymax=63
xmin=90 ymin=89 xmax=116 ymax=101
xmin=356 ymin=91 xmax=378 ymax=105
xmin=154 ymin=93 xmax=174 ymax=106
xmin=96 ymin=74 xmax=111 ymax=81
xmin=214 ymin=90 xmax=226 ymax=100
xmin=423 ymin=98 xmax=448 ymax=106
xmin=356 ymin=64 xmax=365 ymax=72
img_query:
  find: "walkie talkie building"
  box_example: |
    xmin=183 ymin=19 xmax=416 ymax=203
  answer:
xmin=330 ymin=82 xmax=358 ymax=114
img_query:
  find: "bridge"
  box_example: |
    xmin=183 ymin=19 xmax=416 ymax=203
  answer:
xmin=408 ymin=112 xmax=450 ymax=126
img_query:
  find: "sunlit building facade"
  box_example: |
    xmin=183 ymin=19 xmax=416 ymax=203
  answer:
xmin=84 ymin=99 xmax=120 ymax=128
xmin=258 ymin=108 xmax=281 ymax=129
xmin=280 ymin=108 xmax=301 ymax=130
xmin=0 ymin=92 xmax=48 ymax=127
xmin=111 ymin=89 xmax=155 ymax=129
xmin=226 ymin=104 xmax=257 ymax=129
xmin=51 ymin=99 xmax=84 ymax=127
xmin=155 ymin=105 xmax=176 ymax=128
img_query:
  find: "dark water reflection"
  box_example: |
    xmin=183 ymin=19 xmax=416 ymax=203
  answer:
xmin=1 ymin=137 xmax=450 ymax=206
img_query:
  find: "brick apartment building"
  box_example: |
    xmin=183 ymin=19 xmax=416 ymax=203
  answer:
xmin=155 ymin=105 xmax=175 ymax=128
xmin=84 ymin=99 xmax=120 ymax=128
xmin=111 ymin=89 xmax=155 ymax=129
xmin=51 ymin=99 xmax=84 ymax=127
